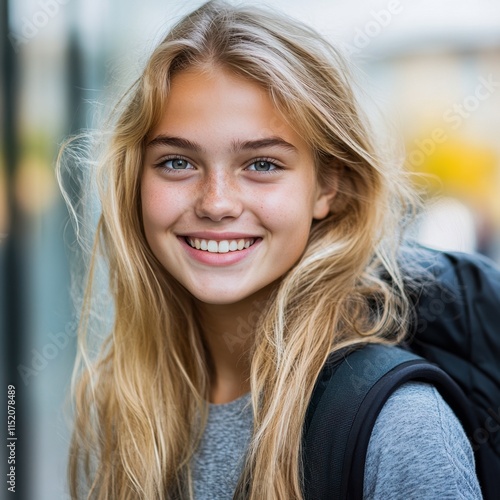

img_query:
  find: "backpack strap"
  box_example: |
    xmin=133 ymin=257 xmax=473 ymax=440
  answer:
xmin=302 ymin=343 xmax=479 ymax=500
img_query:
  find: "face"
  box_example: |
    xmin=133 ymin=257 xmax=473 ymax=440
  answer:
xmin=141 ymin=66 xmax=336 ymax=305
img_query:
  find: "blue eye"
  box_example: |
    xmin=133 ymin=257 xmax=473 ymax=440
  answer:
xmin=248 ymin=160 xmax=279 ymax=172
xmin=165 ymin=158 xmax=191 ymax=169
xmin=154 ymin=157 xmax=194 ymax=173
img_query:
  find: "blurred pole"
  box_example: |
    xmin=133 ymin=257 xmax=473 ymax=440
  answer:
xmin=63 ymin=28 xmax=85 ymax=199
xmin=1 ymin=0 xmax=28 ymax=499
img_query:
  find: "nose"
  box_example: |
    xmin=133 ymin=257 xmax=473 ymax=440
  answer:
xmin=194 ymin=169 xmax=243 ymax=221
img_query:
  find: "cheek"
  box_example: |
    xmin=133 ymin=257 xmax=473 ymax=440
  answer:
xmin=141 ymin=179 xmax=161 ymax=231
xmin=140 ymin=175 xmax=182 ymax=235
xmin=255 ymin=179 xmax=315 ymax=242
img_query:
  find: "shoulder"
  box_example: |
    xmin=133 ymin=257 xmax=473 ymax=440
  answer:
xmin=363 ymin=382 xmax=482 ymax=500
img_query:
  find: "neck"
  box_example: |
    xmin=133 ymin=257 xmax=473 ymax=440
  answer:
xmin=195 ymin=284 xmax=275 ymax=404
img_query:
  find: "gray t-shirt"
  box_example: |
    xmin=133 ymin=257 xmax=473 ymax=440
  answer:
xmin=191 ymin=382 xmax=483 ymax=499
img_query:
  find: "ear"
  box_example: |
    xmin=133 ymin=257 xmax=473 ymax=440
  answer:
xmin=312 ymin=174 xmax=340 ymax=220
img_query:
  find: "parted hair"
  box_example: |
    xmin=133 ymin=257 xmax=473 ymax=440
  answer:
xmin=60 ymin=1 xmax=417 ymax=498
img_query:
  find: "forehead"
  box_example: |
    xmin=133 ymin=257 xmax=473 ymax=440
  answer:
xmin=148 ymin=66 xmax=307 ymax=150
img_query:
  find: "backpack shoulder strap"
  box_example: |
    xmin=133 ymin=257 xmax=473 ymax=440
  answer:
xmin=302 ymin=343 xmax=478 ymax=500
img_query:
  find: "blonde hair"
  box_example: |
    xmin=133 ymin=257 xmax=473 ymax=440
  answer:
xmin=60 ymin=1 xmax=417 ymax=498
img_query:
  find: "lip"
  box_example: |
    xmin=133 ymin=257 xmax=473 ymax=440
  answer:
xmin=178 ymin=231 xmax=261 ymax=240
xmin=177 ymin=235 xmax=262 ymax=266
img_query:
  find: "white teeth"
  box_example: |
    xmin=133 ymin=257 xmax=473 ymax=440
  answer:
xmin=185 ymin=237 xmax=256 ymax=253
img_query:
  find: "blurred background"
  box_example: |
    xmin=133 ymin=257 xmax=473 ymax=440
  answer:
xmin=1 ymin=0 xmax=499 ymax=498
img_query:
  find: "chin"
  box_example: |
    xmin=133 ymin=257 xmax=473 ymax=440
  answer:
xmin=186 ymin=285 xmax=258 ymax=306
xmin=191 ymin=292 xmax=248 ymax=306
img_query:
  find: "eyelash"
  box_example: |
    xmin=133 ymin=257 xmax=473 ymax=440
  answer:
xmin=153 ymin=156 xmax=284 ymax=175
xmin=246 ymin=157 xmax=283 ymax=175
xmin=154 ymin=155 xmax=194 ymax=174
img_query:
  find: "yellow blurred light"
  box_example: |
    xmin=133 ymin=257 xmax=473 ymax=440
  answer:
xmin=407 ymin=136 xmax=499 ymax=215
xmin=14 ymin=158 xmax=57 ymax=215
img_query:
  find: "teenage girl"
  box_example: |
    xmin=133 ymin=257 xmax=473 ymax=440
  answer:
xmin=61 ymin=1 xmax=483 ymax=498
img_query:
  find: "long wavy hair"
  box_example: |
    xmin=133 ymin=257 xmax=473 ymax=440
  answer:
xmin=59 ymin=1 xmax=418 ymax=498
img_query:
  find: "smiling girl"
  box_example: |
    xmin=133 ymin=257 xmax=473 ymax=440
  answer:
xmin=61 ymin=1 xmax=482 ymax=499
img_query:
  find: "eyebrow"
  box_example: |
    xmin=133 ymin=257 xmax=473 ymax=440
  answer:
xmin=146 ymin=135 xmax=298 ymax=154
xmin=146 ymin=135 xmax=203 ymax=152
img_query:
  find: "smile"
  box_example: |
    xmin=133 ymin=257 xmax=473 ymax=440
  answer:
xmin=184 ymin=237 xmax=257 ymax=253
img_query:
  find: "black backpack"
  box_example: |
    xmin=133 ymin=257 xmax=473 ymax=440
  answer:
xmin=302 ymin=246 xmax=500 ymax=500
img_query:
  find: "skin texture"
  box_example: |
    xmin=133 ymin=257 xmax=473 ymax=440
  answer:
xmin=141 ymin=67 xmax=337 ymax=403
